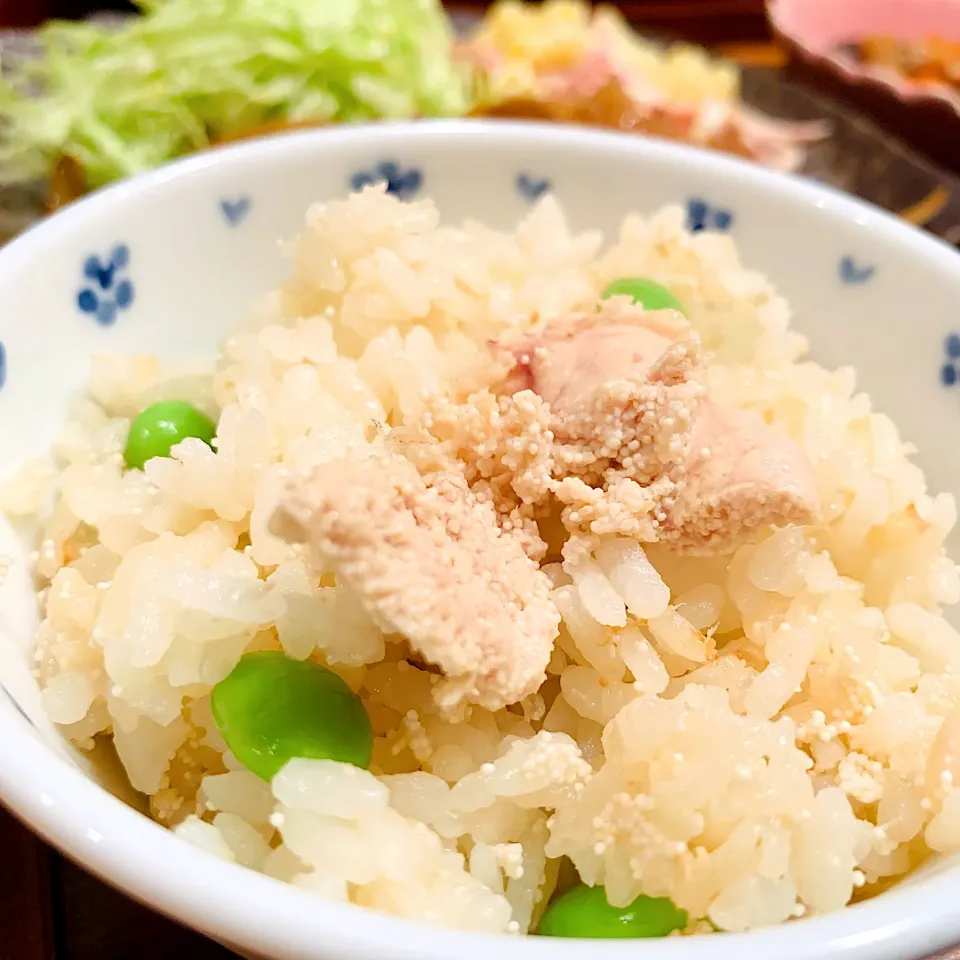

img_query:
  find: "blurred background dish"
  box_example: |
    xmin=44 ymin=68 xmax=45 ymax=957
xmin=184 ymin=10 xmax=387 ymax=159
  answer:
xmin=0 ymin=0 xmax=817 ymax=210
xmin=0 ymin=1 xmax=958 ymax=249
xmin=459 ymin=1 xmax=827 ymax=172
xmin=0 ymin=0 xmax=469 ymax=197
xmin=769 ymin=0 xmax=960 ymax=178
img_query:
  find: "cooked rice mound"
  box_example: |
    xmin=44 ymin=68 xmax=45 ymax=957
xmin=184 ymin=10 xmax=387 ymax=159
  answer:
xmin=10 ymin=186 xmax=960 ymax=935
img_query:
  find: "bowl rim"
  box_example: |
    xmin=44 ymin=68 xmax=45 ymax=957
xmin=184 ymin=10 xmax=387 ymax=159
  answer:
xmin=3 ymin=118 xmax=960 ymax=960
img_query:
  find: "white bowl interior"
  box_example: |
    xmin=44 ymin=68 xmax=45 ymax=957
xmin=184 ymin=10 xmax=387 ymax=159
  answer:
xmin=2 ymin=121 xmax=960 ymax=959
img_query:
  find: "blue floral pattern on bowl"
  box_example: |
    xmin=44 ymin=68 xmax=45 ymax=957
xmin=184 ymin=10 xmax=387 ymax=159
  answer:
xmin=941 ymin=333 xmax=960 ymax=387
xmin=350 ymin=161 xmax=422 ymax=200
xmin=686 ymin=198 xmax=734 ymax=233
xmin=516 ymin=173 xmax=551 ymax=202
xmin=221 ymin=196 xmax=252 ymax=226
xmin=839 ymin=256 xmax=875 ymax=285
xmin=77 ymin=245 xmax=134 ymax=326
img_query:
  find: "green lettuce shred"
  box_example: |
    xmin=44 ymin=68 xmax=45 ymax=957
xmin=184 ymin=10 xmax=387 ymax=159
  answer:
xmin=0 ymin=0 xmax=470 ymax=189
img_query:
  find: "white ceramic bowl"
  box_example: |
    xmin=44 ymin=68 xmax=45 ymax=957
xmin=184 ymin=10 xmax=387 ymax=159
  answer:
xmin=1 ymin=120 xmax=960 ymax=960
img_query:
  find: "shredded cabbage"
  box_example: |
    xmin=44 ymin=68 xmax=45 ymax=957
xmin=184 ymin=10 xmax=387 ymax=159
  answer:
xmin=0 ymin=0 xmax=469 ymax=189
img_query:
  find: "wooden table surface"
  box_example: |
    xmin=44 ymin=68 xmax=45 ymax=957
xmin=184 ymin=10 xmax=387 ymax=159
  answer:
xmin=0 ymin=805 xmax=239 ymax=959
xmin=0 ymin=6 xmax=956 ymax=960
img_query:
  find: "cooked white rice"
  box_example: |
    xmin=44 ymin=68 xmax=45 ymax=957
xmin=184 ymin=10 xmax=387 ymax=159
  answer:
xmin=7 ymin=185 xmax=960 ymax=935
